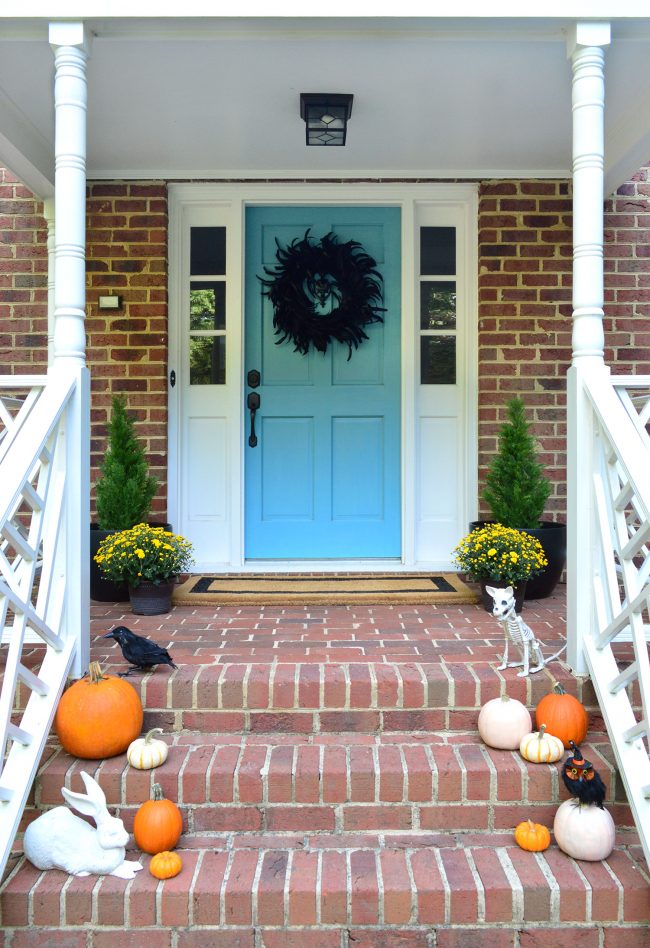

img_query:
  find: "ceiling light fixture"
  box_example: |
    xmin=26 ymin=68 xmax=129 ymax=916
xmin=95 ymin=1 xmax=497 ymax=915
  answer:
xmin=300 ymin=93 xmax=353 ymax=146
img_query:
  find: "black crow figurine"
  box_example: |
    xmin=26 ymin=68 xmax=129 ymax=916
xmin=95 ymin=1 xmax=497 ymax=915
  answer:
xmin=561 ymin=741 xmax=607 ymax=808
xmin=103 ymin=626 xmax=177 ymax=676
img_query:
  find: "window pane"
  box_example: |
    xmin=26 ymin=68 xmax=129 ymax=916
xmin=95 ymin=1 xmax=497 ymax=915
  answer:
xmin=420 ymin=281 xmax=456 ymax=329
xmin=421 ymin=336 xmax=456 ymax=385
xmin=190 ymin=282 xmax=226 ymax=330
xmin=190 ymin=336 xmax=226 ymax=385
xmin=420 ymin=227 xmax=456 ymax=276
xmin=190 ymin=227 xmax=226 ymax=275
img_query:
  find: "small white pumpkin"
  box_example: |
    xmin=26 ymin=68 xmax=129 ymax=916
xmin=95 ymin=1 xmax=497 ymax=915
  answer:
xmin=553 ymin=798 xmax=615 ymax=861
xmin=126 ymin=728 xmax=169 ymax=770
xmin=519 ymin=724 xmax=564 ymax=763
xmin=477 ymin=694 xmax=532 ymax=750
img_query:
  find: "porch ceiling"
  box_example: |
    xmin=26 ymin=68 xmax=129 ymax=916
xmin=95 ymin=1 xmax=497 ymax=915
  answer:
xmin=2 ymin=15 xmax=650 ymax=198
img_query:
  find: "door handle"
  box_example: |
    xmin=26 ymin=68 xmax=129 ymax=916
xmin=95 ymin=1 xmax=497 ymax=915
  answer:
xmin=247 ymin=391 xmax=260 ymax=447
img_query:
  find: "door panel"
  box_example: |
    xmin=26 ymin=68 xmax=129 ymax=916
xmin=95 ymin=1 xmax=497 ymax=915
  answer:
xmin=245 ymin=205 xmax=401 ymax=559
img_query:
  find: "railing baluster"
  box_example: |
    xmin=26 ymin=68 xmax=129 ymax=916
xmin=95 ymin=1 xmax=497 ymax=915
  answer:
xmin=582 ymin=374 xmax=650 ymax=868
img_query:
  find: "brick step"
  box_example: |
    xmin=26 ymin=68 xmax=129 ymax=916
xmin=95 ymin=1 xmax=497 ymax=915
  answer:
xmin=114 ymin=661 xmax=606 ymax=716
xmin=24 ymin=734 xmax=634 ymax=838
xmin=2 ymin=835 xmax=649 ymax=943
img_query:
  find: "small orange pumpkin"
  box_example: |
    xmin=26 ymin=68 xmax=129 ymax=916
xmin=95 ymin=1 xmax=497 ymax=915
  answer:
xmin=514 ymin=819 xmax=551 ymax=852
xmin=150 ymin=850 xmax=183 ymax=879
xmin=133 ymin=784 xmax=183 ymax=854
xmin=535 ymin=682 xmax=588 ymax=749
xmin=54 ymin=661 xmax=143 ymax=759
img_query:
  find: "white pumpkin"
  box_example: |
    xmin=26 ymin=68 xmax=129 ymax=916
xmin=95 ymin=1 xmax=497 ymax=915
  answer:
xmin=519 ymin=724 xmax=564 ymax=763
xmin=126 ymin=728 xmax=169 ymax=770
xmin=477 ymin=695 xmax=532 ymax=750
xmin=553 ymin=798 xmax=616 ymax=861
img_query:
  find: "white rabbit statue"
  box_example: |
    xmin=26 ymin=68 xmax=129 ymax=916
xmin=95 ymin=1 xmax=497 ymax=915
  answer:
xmin=23 ymin=770 xmax=143 ymax=878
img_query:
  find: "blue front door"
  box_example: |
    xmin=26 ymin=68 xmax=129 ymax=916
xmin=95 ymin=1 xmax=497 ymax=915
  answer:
xmin=244 ymin=206 xmax=401 ymax=559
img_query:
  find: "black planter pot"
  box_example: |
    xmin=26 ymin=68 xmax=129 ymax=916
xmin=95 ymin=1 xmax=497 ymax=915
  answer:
xmin=90 ymin=522 xmax=173 ymax=603
xmin=468 ymin=520 xmax=566 ymax=600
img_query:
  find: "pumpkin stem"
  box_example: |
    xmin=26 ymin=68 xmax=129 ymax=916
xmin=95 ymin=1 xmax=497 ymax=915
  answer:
xmin=552 ymin=682 xmax=567 ymax=696
xmin=144 ymin=728 xmax=164 ymax=745
xmin=538 ymin=724 xmax=547 ymax=738
xmin=88 ymin=661 xmax=105 ymax=684
xmin=152 ymin=783 xmax=165 ymax=801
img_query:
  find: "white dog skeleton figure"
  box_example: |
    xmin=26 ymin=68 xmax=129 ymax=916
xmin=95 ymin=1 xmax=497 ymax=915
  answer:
xmin=485 ymin=585 xmax=566 ymax=677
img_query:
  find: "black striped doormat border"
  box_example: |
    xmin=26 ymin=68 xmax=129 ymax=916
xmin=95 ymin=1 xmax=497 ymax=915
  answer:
xmin=172 ymin=572 xmax=478 ymax=606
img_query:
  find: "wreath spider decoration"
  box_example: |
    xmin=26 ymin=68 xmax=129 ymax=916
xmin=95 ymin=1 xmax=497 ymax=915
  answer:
xmin=259 ymin=230 xmax=385 ymax=358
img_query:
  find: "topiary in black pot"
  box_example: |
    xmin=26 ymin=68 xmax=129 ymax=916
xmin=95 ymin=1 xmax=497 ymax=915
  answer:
xmin=481 ymin=396 xmax=566 ymax=599
xmin=90 ymin=395 xmax=158 ymax=601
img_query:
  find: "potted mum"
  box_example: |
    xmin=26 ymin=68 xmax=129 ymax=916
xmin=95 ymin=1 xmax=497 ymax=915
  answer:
xmin=94 ymin=524 xmax=194 ymax=615
xmin=477 ymin=396 xmax=566 ymax=599
xmin=453 ymin=523 xmax=548 ymax=611
xmin=91 ymin=395 xmax=159 ymax=602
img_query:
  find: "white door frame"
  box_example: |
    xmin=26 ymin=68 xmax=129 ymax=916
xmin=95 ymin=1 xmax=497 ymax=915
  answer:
xmin=168 ymin=182 xmax=478 ymax=572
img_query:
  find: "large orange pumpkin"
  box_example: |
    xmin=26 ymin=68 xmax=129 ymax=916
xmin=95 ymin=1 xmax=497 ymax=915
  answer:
xmin=535 ymin=682 xmax=588 ymax=749
xmin=54 ymin=661 xmax=143 ymax=759
xmin=133 ymin=784 xmax=183 ymax=854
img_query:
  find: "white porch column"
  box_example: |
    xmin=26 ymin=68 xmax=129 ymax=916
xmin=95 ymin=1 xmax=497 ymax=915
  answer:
xmin=566 ymin=22 xmax=610 ymax=675
xmin=49 ymin=22 xmax=91 ymax=678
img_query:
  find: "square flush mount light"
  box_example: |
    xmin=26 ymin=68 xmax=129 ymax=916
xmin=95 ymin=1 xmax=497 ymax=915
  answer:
xmin=300 ymin=93 xmax=353 ymax=146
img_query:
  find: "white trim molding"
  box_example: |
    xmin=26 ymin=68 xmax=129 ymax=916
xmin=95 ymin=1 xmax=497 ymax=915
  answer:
xmin=168 ymin=182 xmax=478 ymax=572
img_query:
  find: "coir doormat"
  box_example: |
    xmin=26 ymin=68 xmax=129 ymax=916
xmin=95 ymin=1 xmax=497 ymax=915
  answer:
xmin=172 ymin=572 xmax=478 ymax=606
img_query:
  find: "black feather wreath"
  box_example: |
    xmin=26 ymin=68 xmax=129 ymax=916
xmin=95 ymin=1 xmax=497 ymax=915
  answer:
xmin=259 ymin=230 xmax=385 ymax=359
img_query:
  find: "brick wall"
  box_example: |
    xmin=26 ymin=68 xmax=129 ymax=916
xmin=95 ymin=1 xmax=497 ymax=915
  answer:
xmin=477 ymin=168 xmax=650 ymax=522
xmin=3 ymin=165 xmax=650 ymax=529
xmin=0 ymin=169 xmax=169 ymax=521
xmin=604 ymin=166 xmax=650 ymax=372
xmin=0 ymin=167 xmax=48 ymax=372
xmin=86 ymin=181 xmax=168 ymax=521
xmin=477 ymin=180 xmax=573 ymax=520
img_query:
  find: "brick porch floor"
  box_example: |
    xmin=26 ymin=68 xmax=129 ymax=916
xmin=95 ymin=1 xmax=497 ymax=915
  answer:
xmin=3 ymin=582 xmax=649 ymax=946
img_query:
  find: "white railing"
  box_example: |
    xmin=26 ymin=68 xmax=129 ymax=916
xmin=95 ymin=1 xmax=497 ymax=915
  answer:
xmin=0 ymin=370 xmax=89 ymax=878
xmin=581 ymin=372 xmax=650 ymax=867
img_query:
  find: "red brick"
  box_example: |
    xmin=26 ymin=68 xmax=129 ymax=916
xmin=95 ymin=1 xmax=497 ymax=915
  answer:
xmin=223 ymin=850 xmax=259 ymax=925
xmin=320 ymin=850 xmax=347 ymax=924
xmin=410 ymin=848 xmax=446 ymax=923
xmin=349 ymin=745 xmax=376 ymax=801
xmin=471 ymin=847 xmax=514 ymax=922
xmin=287 ymin=850 xmax=319 ymax=925
xmin=380 ymin=849 xmax=413 ymax=924
xmin=9 ymin=933 xmax=88 ymax=948
xmin=378 ymin=745 xmax=405 ymax=801
xmin=267 ymin=805 xmax=335 ymax=832
xmin=321 ymin=745 xmax=348 ymax=802
xmin=439 ymin=848 xmax=479 ymax=923
xmin=178 ymin=933 xmax=255 ymax=948
xmin=257 ymin=850 xmax=289 ymax=925
xmin=260 ymin=933 xmax=340 ymax=948
xmin=519 ymin=929 xmax=600 ymax=948
xmin=604 ymin=929 xmax=650 ymax=948
xmin=436 ymin=933 xmax=515 ymax=948
xmin=295 ymin=745 xmax=321 ymax=803
xmin=358 ymin=934 xmax=428 ymax=948
xmin=192 ymin=850 xmax=228 ymax=925
xmin=350 ymin=849 xmax=379 ymax=924
xmin=237 ymin=743 xmax=267 ymax=803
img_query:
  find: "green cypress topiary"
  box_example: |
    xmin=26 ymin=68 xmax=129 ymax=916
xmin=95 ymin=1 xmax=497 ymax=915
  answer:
xmin=95 ymin=395 xmax=158 ymax=531
xmin=482 ymin=396 xmax=551 ymax=529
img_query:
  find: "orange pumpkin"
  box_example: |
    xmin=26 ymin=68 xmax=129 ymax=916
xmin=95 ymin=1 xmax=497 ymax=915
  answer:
xmin=535 ymin=682 xmax=588 ymax=749
xmin=514 ymin=819 xmax=551 ymax=852
xmin=133 ymin=784 xmax=183 ymax=854
xmin=54 ymin=661 xmax=143 ymax=759
xmin=150 ymin=850 xmax=183 ymax=879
